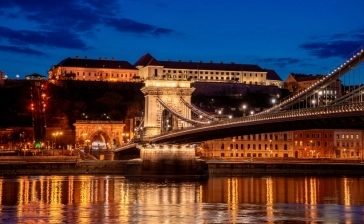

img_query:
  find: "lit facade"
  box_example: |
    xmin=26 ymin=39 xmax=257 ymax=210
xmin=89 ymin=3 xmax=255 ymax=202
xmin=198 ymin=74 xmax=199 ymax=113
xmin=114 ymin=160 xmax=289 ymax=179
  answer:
xmin=293 ymin=130 xmax=335 ymax=158
xmin=48 ymin=56 xmax=139 ymax=82
xmin=285 ymin=73 xmax=342 ymax=101
xmin=333 ymin=130 xmax=363 ymax=159
xmin=201 ymin=129 xmax=364 ymax=160
xmin=201 ymin=131 xmax=294 ymax=158
xmin=135 ymin=53 xmax=283 ymax=88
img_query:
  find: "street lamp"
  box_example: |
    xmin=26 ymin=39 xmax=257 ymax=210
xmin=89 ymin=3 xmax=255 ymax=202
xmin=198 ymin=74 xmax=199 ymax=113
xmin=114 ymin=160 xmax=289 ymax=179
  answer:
xmin=272 ymin=98 xmax=276 ymax=107
xmin=312 ymin=99 xmax=316 ymax=108
xmin=310 ymin=140 xmax=313 ymax=158
xmin=242 ymin=104 xmax=247 ymax=117
xmin=218 ymin=110 xmax=222 ymax=121
xmin=122 ymin=133 xmax=130 ymax=144
xmin=269 ymin=140 xmax=272 ymax=157
xmin=52 ymin=131 xmax=63 ymax=155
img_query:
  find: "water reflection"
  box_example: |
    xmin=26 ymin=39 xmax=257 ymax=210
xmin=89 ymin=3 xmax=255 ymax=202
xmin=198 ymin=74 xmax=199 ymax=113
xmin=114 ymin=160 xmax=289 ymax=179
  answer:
xmin=0 ymin=175 xmax=363 ymax=223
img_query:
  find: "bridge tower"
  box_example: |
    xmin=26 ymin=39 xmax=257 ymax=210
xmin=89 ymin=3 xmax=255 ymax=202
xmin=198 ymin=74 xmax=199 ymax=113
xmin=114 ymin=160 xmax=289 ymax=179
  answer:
xmin=141 ymin=79 xmax=195 ymax=139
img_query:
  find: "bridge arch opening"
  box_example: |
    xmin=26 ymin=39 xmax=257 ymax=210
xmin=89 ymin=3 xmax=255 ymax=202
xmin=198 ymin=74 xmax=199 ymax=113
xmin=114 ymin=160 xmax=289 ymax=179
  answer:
xmin=161 ymin=109 xmax=178 ymax=133
xmin=89 ymin=131 xmax=111 ymax=150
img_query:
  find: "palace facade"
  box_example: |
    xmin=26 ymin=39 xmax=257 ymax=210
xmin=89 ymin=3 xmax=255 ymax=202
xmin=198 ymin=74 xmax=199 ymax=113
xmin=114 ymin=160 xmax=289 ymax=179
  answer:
xmin=200 ymin=129 xmax=364 ymax=160
xmin=135 ymin=53 xmax=283 ymax=87
xmin=48 ymin=56 xmax=139 ymax=82
xmin=48 ymin=54 xmax=283 ymax=88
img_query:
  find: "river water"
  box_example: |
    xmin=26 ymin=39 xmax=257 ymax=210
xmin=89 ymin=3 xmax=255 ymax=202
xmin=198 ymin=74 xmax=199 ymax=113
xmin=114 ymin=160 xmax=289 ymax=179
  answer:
xmin=0 ymin=175 xmax=363 ymax=223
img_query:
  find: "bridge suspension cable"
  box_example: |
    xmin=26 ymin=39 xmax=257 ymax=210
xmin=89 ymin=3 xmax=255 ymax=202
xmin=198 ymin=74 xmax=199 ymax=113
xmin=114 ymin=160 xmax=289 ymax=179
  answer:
xmin=179 ymin=97 xmax=219 ymax=122
xmin=261 ymin=46 xmax=364 ymax=113
xmin=156 ymin=97 xmax=209 ymax=125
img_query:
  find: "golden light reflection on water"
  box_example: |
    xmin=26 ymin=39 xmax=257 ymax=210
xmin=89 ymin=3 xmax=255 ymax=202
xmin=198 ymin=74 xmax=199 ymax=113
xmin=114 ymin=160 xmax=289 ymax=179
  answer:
xmin=0 ymin=175 xmax=363 ymax=223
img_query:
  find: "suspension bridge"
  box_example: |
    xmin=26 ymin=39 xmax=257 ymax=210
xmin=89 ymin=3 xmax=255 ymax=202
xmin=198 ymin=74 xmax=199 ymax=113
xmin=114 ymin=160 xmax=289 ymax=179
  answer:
xmin=115 ymin=46 xmax=364 ymax=152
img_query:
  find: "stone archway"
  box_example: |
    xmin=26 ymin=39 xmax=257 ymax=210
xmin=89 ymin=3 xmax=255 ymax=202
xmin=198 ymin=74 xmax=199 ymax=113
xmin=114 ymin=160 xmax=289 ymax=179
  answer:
xmin=89 ymin=130 xmax=111 ymax=150
xmin=74 ymin=121 xmax=126 ymax=150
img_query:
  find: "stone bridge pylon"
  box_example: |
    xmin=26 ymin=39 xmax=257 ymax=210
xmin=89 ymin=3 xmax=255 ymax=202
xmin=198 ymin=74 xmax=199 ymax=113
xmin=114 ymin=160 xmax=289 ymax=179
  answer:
xmin=141 ymin=79 xmax=195 ymax=139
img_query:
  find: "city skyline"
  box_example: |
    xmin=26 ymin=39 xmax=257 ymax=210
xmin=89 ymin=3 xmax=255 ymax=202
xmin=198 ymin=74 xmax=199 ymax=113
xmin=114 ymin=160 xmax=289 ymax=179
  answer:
xmin=1 ymin=0 xmax=364 ymax=80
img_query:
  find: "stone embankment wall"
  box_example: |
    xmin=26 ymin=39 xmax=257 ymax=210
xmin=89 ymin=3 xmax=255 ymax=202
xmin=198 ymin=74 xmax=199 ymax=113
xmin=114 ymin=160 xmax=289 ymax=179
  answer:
xmin=208 ymin=162 xmax=364 ymax=175
xmin=0 ymin=157 xmax=127 ymax=175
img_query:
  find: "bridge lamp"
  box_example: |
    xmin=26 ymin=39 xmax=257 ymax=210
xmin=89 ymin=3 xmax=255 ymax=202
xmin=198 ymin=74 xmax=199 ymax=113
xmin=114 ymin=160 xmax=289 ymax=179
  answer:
xmin=242 ymin=104 xmax=247 ymax=117
xmin=271 ymin=99 xmax=276 ymax=106
xmin=312 ymin=99 xmax=316 ymax=107
xmin=228 ymin=115 xmax=232 ymax=119
xmin=250 ymin=111 xmax=254 ymax=115
xmin=199 ymin=115 xmax=203 ymax=119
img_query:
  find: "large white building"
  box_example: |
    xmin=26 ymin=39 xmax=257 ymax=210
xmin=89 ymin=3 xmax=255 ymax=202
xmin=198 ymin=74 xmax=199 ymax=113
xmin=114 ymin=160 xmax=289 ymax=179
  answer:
xmin=48 ymin=54 xmax=283 ymax=88
xmin=134 ymin=53 xmax=283 ymax=87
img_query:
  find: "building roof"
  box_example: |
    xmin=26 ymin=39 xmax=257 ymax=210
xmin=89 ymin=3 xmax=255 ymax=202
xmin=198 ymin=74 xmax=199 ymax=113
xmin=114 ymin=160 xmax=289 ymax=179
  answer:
xmin=134 ymin=53 xmax=163 ymax=67
xmin=158 ymin=60 xmax=264 ymax=72
xmin=265 ymin=69 xmax=282 ymax=81
xmin=135 ymin=53 xmax=266 ymax=72
xmin=55 ymin=57 xmax=138 ymax=70
xmin=290 ymin=73 xmax=324 ymax=82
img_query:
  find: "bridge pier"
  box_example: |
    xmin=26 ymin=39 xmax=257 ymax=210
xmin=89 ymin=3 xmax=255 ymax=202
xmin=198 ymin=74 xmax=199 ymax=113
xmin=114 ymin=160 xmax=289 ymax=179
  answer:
xmin=141 ymin=79 xmax=195 ymax=139
xmin=124 ymin=144 xmax=209 ymax=178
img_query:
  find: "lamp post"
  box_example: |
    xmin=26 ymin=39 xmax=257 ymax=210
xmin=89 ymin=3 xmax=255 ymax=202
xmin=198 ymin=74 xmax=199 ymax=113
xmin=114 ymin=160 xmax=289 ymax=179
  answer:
xmin=272 ymin=98 xmax=276 ymax=107
xmin=312 ymin=99 xmax=316 ymax=108
xmin=310 ymin=140 xmax=313 ymax=158
xmin=218 ymin=110 xmax=222 ymax=121
xmin=242 ymin=104 xmax=246 ymax=117
xmin=269 ymin=140 xmax=272 ymax=157
xmin=52 ymin=131 xmax=63 ymax=155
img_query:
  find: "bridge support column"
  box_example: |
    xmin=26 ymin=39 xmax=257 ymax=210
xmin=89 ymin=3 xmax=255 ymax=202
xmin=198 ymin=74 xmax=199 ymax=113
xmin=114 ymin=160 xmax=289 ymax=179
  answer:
xmin=124 ymin=144 xmax=209 ymax=178
xmin=141 ymin=80 xmax=195 ymax=139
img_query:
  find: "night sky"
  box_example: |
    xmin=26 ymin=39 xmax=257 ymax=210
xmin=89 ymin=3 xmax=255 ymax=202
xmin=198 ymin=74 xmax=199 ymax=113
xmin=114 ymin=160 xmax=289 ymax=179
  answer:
xmin=1 ymin=0 xmax=364 ymax=80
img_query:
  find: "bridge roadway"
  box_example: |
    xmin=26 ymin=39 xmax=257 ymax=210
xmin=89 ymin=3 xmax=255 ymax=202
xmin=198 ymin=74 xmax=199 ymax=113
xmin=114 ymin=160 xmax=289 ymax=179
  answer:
xmin=147 ymin=102 xmax=364 ymax=144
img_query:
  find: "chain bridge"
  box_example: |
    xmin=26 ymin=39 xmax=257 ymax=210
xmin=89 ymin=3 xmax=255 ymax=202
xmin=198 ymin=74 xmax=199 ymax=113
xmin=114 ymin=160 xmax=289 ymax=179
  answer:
xmin=115 ymin=46 xmax=364 ymax=152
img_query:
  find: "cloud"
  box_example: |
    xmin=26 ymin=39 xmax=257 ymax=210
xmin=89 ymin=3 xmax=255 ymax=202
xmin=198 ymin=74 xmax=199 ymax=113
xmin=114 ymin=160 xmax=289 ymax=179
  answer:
xmin=105 ymin=18 xmax=175 ymax=36
xmin=258 ymin=57 xmax=301 ymax=68
xmin=0 ymin=0 xmax=175 ymax=36
xmin=0 ymin=45 xmax=45 ymax=56
xmin=300 ymin=28 xmax=364 ymax=59
xmin=0 ymin=26 xmax=89 ymax=50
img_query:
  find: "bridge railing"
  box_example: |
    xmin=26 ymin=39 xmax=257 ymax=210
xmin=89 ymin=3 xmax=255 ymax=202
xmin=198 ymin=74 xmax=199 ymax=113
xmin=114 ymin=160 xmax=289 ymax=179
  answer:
xmin=262 ymin=46 xmax=364 ymax=114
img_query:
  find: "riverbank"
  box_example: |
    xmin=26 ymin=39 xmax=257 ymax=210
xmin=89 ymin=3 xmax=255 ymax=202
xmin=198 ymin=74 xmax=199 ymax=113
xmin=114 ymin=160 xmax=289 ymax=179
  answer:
xmin=207 ymin=160 xmax=364 ymax=176
xmin=1 ymin=157 xmax=364 ymax=176
xmin=0 ymin=156 xmax=127 ymax=175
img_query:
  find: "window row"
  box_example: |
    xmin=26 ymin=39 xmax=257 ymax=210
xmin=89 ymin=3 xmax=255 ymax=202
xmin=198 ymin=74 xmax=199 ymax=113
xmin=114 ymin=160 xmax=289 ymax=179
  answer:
xmin=162 ymin=70 xmax=264 ymax=77
xmin=75 ymin=72 xmax=136 ymax=78
xmin=336 ymin=141 xmax=360 ymax=147
xmin=220 ymin=152 xmax=282 ymax=158
xmin=336 ymin=134 xmax=359 ymax=139
xmin=230 ymin=134 xmax=289 ymax=141
xmin=295 ymin=133 xmax=334 ymax=139
xmin=220 ymin=143 xmax=288 ymax=150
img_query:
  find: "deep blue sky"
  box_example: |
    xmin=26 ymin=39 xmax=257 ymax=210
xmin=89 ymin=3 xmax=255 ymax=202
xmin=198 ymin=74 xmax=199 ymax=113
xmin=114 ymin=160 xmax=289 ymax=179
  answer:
xmin=1 ymin=0 xmax=364 ymax=81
